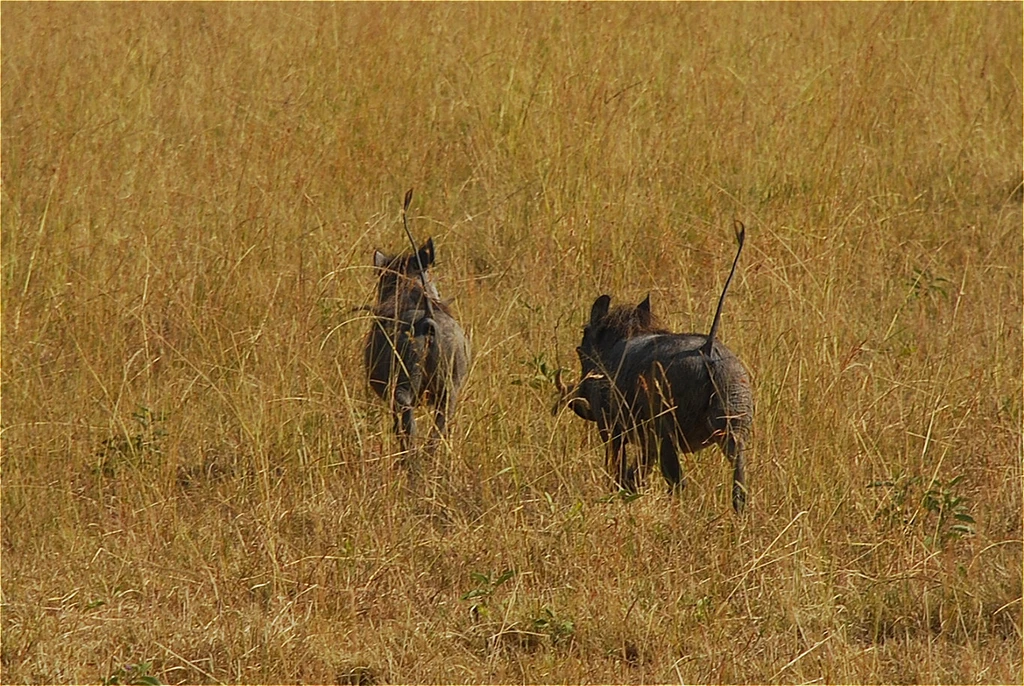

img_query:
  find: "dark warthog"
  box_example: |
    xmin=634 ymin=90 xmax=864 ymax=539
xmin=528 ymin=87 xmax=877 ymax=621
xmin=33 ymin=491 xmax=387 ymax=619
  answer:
xmin=364 ymin=237 xmax=470 ymax=454
xmin=559 ymin=225 xmax=753 ymax=512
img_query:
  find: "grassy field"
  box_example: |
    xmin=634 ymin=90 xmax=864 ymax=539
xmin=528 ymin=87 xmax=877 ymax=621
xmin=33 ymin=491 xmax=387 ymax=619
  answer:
xmin=2 ymin=3 xmax=1021 ymax=683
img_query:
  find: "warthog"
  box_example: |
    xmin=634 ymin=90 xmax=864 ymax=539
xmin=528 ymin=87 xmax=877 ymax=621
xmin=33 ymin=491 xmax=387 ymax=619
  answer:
xmin=558 ymin=225 xmax=752 ymax=512
xmin=364 ymin=237 xmax=470 ymax=454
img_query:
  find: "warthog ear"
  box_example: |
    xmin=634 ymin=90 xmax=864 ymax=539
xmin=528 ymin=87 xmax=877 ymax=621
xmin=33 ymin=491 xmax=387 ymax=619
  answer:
xmin=589 ymin=294 xmax=611 ymax=325
xmin=373 ymin=250 xmax=389 ymax=268
xmin=417 ymin=238 xmax=435 ymax=269
xmin=636 ymin=293 xmax=652 ymax=327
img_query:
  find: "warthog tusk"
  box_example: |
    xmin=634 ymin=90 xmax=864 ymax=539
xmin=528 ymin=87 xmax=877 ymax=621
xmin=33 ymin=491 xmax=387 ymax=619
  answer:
xmin=550 ymin=369 xmax=605 ymax=416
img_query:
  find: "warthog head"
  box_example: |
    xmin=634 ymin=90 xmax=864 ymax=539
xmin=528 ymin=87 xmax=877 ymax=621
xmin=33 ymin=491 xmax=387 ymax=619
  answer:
xmin=372 ymin=237 xmax=441 ymax=308
xmin=554 ymin=294 xmax=666 ymax=420
xmin=578 ymin=294 xmax=666 ymax=367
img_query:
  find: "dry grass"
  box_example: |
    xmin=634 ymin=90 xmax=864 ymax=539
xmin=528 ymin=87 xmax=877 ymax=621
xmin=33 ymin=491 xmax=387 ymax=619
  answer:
xmin=2 ymin=3 xmax=1021 ymax=684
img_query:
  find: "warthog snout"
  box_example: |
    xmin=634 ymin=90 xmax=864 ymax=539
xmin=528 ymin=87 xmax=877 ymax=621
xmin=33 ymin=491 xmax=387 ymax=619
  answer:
xmin=551 ymin=367 xmax=603 ymax=420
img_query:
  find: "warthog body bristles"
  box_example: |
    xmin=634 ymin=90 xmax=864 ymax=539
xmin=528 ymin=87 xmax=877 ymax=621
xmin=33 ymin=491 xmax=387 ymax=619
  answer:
xmin=559 ymin=224 xmax=753 ymax=512
xmin=364 ymin=230 xmax=470 ymax=459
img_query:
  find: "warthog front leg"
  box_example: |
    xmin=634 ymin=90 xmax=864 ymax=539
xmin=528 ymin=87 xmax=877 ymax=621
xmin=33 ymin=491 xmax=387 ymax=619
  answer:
xmin=603 ymin=427 xmax=630 ymax=491
xmin=637 ymin=425 xmax=683 ymax=495
xmin=392 ymin=387 xmax=417 ymax=454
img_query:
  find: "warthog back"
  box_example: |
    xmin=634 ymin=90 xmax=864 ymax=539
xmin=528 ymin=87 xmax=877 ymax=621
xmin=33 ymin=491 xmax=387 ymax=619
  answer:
xmin=364 ymin=238 xmax=470 ymax=453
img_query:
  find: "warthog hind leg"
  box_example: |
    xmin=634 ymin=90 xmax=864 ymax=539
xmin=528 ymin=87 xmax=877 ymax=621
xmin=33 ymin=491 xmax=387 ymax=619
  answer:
xmin=656 ymin=430 xmax=684 ymax=495
xmin=428 ymin=388 xmax=455 ymax=452
xmin=722 ymin=435 xmax=746 ymax=513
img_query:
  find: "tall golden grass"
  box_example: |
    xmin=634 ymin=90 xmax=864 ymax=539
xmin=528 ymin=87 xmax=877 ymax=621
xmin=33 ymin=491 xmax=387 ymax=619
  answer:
xmin=2 ymin=3 xmax=1021 ymax=683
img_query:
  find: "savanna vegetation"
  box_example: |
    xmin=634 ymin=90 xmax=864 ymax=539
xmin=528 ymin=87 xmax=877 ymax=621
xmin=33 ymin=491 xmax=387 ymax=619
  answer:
xmin=2 ymin=3 xmax=1021 ymax=683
